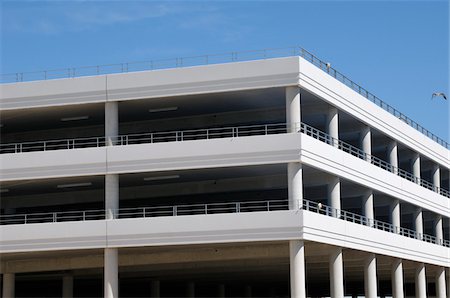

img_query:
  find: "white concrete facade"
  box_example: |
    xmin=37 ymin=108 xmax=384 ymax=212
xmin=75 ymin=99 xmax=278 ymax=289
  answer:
xmin=0 ymin=55 xmax=449 ymax=297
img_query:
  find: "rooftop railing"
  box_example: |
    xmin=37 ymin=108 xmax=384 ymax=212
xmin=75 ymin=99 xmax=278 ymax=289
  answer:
xmin=1 ymin=122 xmax=448 ymax=198
xmin=0 ymin=198 xmax=448 ymax=248
xmin=1 ymin=46 xmax=448 ymax=149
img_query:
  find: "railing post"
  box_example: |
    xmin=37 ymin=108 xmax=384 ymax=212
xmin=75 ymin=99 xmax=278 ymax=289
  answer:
xmin=173 ymin=206 xmax=177 ymax=216
xmin=236 ymin=202 xmax=240 ymax=213
xmin=150 ymin=133 xmax=153 ymax=143
xmin=265 ymin=125 xmax=268 ymax=135
xmin=24 ymin=214 xmax=27 ymax=224
xmin=205 ymin=205 xmax=208 ymax=215
xmin=53 ymin=212 xmax=57 ymax=223
xmin=267 ymin=201 xmax=270 ymax=211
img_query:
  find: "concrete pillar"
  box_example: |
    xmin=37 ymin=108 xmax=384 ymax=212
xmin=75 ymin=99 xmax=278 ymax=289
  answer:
xmin=187 ymin=282 xmax=195 ymax=298
xmin=447 ymin=268 xmax=450 ymax=298
xmin=436 ymin=267 xmax=447 ymax=298
xmin=432 ymin=165 xmax=441 ymax=190
xmin=288 ymin=163 xmax=303 ymax=210
xmin=388 ymin=141 xmax=398 ymax=174
xmin=105 ymin=174 xmax=119 ymax=220
xmin=104 ymin=248 xmax=118 ymax=298
xmin=290 ymin=240 xmax=306 ymax=298
xmin=412 ymin=153 xmax=421 ymax=183
xmin=244 ymin=285 xmax=252 ymax=297
xmin=364 ymin=254 xmax=378 ymax=298
xmin=361 ymin=126 xmax=372 ymax=161
xmin=435 ymin=215 xmax=443 ymax=244
xmin=327 ymin=107 xmax=339 ymax=146
xmin=329 ymin=247 xmax=344 ymax=298
xmin=62 ymin=274 xmax=74 ymax=298
xmin=286 ymin=86 xmax=301 ymax=132
xmin=391 ymin=259 xmax=404 ymax=298
xmin=151 ymin=280 xmax=160 ymax=298
xmin=105 ymin=101 xmax=119 ymax=145
xmin=414 ymin=208 xmax=423 ymax=240
xmin=363 ymin=190 xmax=374 ymax=227
xmin=390 ymin=199 xmax=401 ymax=233
xmin=2 ymin=273 xmax=15 ymax=298
xmin=328 ymin=177 xmax=341 ymax=218
xmin=218 ymin=284 xmax=225 ymax=298
xmin=415 ymin=263 xmax=426 ymax=298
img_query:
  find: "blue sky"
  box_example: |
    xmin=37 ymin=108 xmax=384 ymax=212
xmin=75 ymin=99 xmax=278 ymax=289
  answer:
xmin=1 ymin=0 xmax=449 ymax=142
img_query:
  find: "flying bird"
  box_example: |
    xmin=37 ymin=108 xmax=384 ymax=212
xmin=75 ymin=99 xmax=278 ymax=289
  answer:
xmin=431 ymin=92 xmax=447 ymax=100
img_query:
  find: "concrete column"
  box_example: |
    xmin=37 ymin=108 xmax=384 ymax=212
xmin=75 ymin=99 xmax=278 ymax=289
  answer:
xmin=328 ymin=177 xmax=341 ymax=218
xmin=436 ymin=267 xmax=447 ymax=298
xmin=329 ymin=247 xmax=344 ymax=298
xmin=361 ymin=126 xmax=372 ymax=161
xmin=2 ymin=273 xmax=15 ymax=298
xmin=327 ymin=107 xmax=339 ymax=146
xmin=290 ymin=240 xmax=306 ymax=298
xmin=105 ymin=101 xmax=119 ymax=145
xmin=432 ymin=165 xmax=441 ymax=190
xmin=288 ymin=163 xmax=303 ymax=210
xmin=62 ymin=274 xmax=74 ymax=298
xmin=187 ymin=282 xmax=195 ymax=298
xmin=415 ymin=263 xmax=426 ymax=298
xmin=217 ymin=284 xmax=225 ymax=298
xmin=363 ymin=190 xmax=374 ymax=227
xmin=286 ymin=86 xmax=301 ymax=132
xmin=105 ymin=174 xmax=119 ymax=220
xmin=414 ymin=208 xmax=423 ymax=239
xmin=435 ymin=215 xmax=443 ymax=244
xmin=412 ymin=153 xmax=421 ymax=183
xmin=151 ymin=280 xmax=160 ymax=298
xmin=388 ymin=141 xmax=398 ymax=174
xmin=447 ymin=268 xmax=450 ymax=298
xmin=364 ymin=254 xmax=378 ymax=298
xmin=244 ymin=285 xmax=252 ymax=297
xmin=391 ymin=259 xmax=404 ymax=298
xmin=104 ymin=248 xmax=118 ymax=298
xmin=390 ymin=199 xmax=401 ymax=233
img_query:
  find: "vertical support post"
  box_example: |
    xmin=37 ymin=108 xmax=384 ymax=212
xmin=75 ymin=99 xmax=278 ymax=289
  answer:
xmin=290 ymin=240 xmax=306 ymax=298
xmin=435 ymin=215 xmax=443 ymax=244
xmin=329 ymin=247 xmax=344 ymax=298
xmin=364 ymin=254 xmax=378 ymax=298
xmin=392 ymin=259 xmax=404 ymax=298
xmin=432 ymin=165 xmax=441 ymax=190
xmin=361 ymin=126 xmax=372 ymax=161
xmin=412 ymin=153 xmax=421 ymax=183
xmin=288 ymin=163 xmax=303 ymax=210
xmin=150 ymin=280 xmax=160 ymax=298
xmin=415 ymin=263 xmax=426 ymax=298
xmin=285 ymin=86 xmax=301 ymax=132
xmin=390 ymin=199 xmax=401 ymax=233
xmin=62 ymin=274 xmax=74 ymax=298
xmin=435 ymin=267 xmax=447 ymax=298
xmin=327 ymin=107 xmax=339 ymax=147
xmin=328 ymin=177 xmax=341 ymax=218
xmin=2 ymin=273 xmax=15 ymax=298
xmin=447 ymin=268 xmax=450 ymax=298
xmin=105 ymin=174 xmax=119 ymax=219
xmin=388 ymin=141 xmax=398 ymax=174
xmin=363 ymin=190 xmax=374 ymax=227
xmin=104 ymin=248 xmax=119 ymax=298
xmin=105 ymin=102 xmax=119 ymax=146
xmin=414 ymin=208 xmax=423 ymax=240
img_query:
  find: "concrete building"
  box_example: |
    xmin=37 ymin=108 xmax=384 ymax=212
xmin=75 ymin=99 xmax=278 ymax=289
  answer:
xmin=0 ymin=48 xmax=449 ymax=298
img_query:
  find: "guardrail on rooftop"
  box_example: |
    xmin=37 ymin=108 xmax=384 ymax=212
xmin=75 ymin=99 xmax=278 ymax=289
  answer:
xmin=0 ymin=122 xmax=448 ymax=198
xmin=1 ymin=46 xmax=448 ymax=150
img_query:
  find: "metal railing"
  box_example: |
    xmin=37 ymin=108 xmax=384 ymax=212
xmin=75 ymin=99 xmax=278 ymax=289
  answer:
xmin=1 ymin=198 xmax=448 ymax=247
xmin=2 ymin=46 xmax=447 ymax=149
xmin=1 ymin=121 xmax=448 ymax=198
xmin=299 ymin=122 xmax=450 ymax=198
xmin=0 ymin=199 xmax=289 ymax=225
xmin=302 ymin=199 xmax=450 ymax=247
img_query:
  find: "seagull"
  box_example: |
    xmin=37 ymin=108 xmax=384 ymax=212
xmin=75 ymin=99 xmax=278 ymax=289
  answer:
xmin=431 ymin=92 xmax=447 ymax=100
